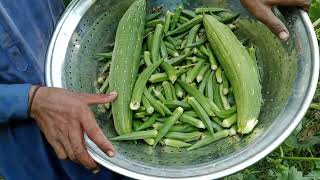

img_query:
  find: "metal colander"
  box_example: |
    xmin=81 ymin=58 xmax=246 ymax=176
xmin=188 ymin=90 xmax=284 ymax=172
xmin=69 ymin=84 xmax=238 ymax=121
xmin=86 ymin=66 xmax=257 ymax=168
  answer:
xmin=45 ymin=0 xmax=319 ymax=179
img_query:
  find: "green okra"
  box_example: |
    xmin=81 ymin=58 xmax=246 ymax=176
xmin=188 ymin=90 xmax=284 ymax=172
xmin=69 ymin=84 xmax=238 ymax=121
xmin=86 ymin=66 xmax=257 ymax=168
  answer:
xmin=198 ymin=70 xmax=211 ymax=94
xmin=161 ymin=61 xmax=177 ymax=83
xmin=144 ymin=51 xmax=152 ymax=67
xmin=134 ymin=111 xmax=148 ymax=119
xmin=222 ymin=71 xmax=230 ymax=95
xmin=167 ymin=48 xmax=180 ymax=58
xmin=144 ymin=88 xmax=166 ymax=116
xmin=196 ymin=64 xmax=210 ymax=83
xmin=166 ymin=36 xmax=178 ymax=49
xmin=144 ymin=28 xmax=154 ymax=38
xmin=222 ymin=113 xmax=237 ymax=128
xmin=199 ymin=45 xmax=209 ymax=56
xmin=186 ymin=60 xmax=206 ymax=83
xmin=144 ymin=138 xmax=155 ymax=146
xmin=97 ymin=76 xmax=106 ymax=85
xmin=179 ymin=16 xmax=189 ymax=24
xmin=154 ymin=107 xmax=184 ymax=146
xmin=193 ymin=48 xmax=207 ymax=59
xmin=172 ymin=31 xmax=189 ymax=41
xmin=142 ymin=96 xmax=154 ymax=115
xmin=171 ymin=6 xmax=183 ymax=31
xmin=147 ymin=32 xmax=154 ymax=53
xmin=153 ymin=122 xmax=198 ymax=133
xmin=165 ymin=100 xmax=192 ymax=110
xmin=162 ymin=81 xmax=174 ymax=101
xmin=164 ymin=41 xmax=176 ymax=51
xmin=180 ymin=114 xmax=205 ymax=129
xmin=180 ymin=39 xmax=188 ymax=50
xmin=149 ymin=69 xmax=188 ymax=83
xmin=187 ymin=97 xmax=214 ymax=135
xmin=186 ymin=37 xmax=207 ymax=48
xmin=180 ymin=73 xmax=187 ymax=82
xmin=153 ymin=88 xmax=167 ymax=103
xmin=174 ymin=83 xmax=185 ymax=98
xmin=163 ymin=139 xmax=191 ymax=148
xmin=145 ymin=19 xmax=164 ymax=28
xmin=163 ymin=11 xmax=172 ymax=35
xmin=205 ymin=71 xmax=214 ymax=102
xmin=181 ymin=9 xmax=196 ymax=19
xmin=136 ymin=114 xmax=158 ymax=131
xmin=96 ymin=52 xmax=113 ymax=61
xmin=183 ymin=111 xmax=199 ymax=118
xmin=187 ymin=130 xmax=229 ymax=151
xmin=130 ymin=59 xmax=163 ymax=110
xmin=99 ymin=78 xmax=109 ymax=93
xmin=146 ymin=12 xmax=162 ymax=22
xmin=167 ymin=51 xmax=192 ymax=65
xmin=219 ymin=13 xmax=240 ymax=24
xmin=215 ymin=67 xmax=223 ymax=83
xmin=99 ymin=61 xmax=111 ymax=76
xmin=111 ymin=129 xmax=158 ymax=141
xmin=187 ymin=24 xmax=201 ymax=47
xmin=133 ymin=120 xmax=144 ymax=131
xmin=165 ymin=131 xmax=202 ymax=142
xmin=186 ymin=56 xmax=207 ymax=63
xmin=160 ymin=39 xmax=169 ymax=59
xmin=170 ymin=83 xmax=178 ymax=100
xmin=219 ymin=84 xmax=231 ymax=110
xmin=152 ymin=24 xmax=163 ymax=62
xmin=205 ymin=43 xmax=218 ymax=70
xmin=195 ymin=7 xmax=228 ymax=15
xmin=167 ymin=15 xmax=203 ymax=36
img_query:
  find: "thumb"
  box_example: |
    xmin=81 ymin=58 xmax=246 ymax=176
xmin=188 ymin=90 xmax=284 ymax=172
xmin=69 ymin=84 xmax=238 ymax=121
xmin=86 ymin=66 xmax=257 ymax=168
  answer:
xmin=256 ymin=7 xmax=289 ymax=41
xmin=78 ymin=91 xmax=117 ymax=105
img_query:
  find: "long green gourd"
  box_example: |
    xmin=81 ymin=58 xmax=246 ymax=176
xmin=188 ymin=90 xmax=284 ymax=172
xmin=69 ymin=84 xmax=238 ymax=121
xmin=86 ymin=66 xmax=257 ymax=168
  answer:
xmin=109 ymin=0 xmax=146 ymax=135
xmin=204 ymin=15 xmax=262 ymax=134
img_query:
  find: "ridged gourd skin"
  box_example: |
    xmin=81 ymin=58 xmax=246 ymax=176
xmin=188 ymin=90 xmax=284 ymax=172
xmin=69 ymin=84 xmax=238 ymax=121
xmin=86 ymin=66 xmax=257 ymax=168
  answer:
xmin=203 ymin=15 xmax=262 ymax=134
xmin=109 ymin=0 xmax=146 ymax=135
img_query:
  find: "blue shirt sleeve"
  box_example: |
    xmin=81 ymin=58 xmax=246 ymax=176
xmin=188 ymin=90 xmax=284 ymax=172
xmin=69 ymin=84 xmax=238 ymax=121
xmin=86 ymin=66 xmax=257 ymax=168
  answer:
xmin=0 ymin=84 xmax=31 ymax=123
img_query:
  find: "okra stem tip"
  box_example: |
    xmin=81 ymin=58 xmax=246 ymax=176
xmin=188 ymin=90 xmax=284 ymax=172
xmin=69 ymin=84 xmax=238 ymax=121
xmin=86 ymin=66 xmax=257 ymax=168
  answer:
xmin=130 ymin=101 xmax=141 ymax=110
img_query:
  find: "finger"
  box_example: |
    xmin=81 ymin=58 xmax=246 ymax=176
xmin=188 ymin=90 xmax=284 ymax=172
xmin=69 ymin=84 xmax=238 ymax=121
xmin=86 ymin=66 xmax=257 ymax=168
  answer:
xmin=69 ymin=122 xmax=100 ymax=173
xmin=252 ymin=6 xmax=289 ymax=41
xmin=81 ymin=112 xmax=115 ymax=158
xmin=58 ymin=130 xmax=76 ymax=161
xmin=49 ymin=139 xmax=68 ymax=160
xmin=266 ymin=0 xmax=311 ymax=11
xmin=77 ymin=91 xmax=117 ymax=105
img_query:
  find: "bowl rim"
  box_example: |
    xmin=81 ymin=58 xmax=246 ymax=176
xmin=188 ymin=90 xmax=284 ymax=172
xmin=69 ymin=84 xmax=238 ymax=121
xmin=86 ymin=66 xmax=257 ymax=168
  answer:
xmin=45 ymin=0 xmax=320 ymax=179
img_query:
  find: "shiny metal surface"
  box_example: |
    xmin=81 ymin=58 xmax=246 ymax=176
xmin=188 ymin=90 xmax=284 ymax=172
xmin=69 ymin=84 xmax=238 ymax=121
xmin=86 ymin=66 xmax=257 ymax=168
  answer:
xmin=45 ymin=0 xmax=319 ymax=179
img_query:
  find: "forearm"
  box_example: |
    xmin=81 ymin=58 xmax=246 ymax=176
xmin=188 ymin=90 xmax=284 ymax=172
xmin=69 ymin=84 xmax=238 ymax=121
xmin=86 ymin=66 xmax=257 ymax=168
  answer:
xmin=0 ymin=84 xmax=33 ymax=123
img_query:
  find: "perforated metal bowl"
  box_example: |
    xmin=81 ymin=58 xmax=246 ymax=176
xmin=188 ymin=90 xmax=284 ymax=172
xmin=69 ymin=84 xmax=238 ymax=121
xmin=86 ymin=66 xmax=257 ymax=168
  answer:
xmin=45 ymin=0 xmax=319 ymax=179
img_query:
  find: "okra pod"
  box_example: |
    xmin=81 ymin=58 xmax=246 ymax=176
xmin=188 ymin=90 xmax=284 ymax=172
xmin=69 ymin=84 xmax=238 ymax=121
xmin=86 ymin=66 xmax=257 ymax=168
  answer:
xmin=193 ymin=48 xmax=207 ymax=59
xmin=215 ymin=67 xmax=223 ymax=83
xmin=180 ymin=73 xmax=187 ymax=82
xmin=219 ymin=13 xmax=240 ymax=24
xmin=160 ymin=39 xmax=169 ymax=59
xmin=146 ymin=12 xmax=162 ymax=22
xmin=99 ymin=61 xmax=111 ymax=76
xmin=144 ymin=88 xmax=166 ymax=116
xmin=111 ymin=129 xmax=158 ymax=141
xmin=153 ymin=122 xmax=199 ymax=133
xmin=222 ymin=114 xmax=237 ymax=128
xmin=165 ymin=131 xmax=202 ymax=142
xmin=187 ymin=97 xmax=214 ymax=135
xmin=222 ymin=71 xmax=230 ymax=95
xmin=205 ymin=71 xmax=214 ymax=102
xmin=186 ymin=37 xmax=207 ymax=48
xmin=145 ymin=19 xmax=164 ymax=28
xmin=187 ymin=24 xmax=201 ymax=47
xmin=174 ymin=83 xmax=185 ymax=98
xmin=170 ymin=6 xmax=183 ymax=31
xmin=153 ymin=88 xmax=167 ymax=103
xmin=187 ymin=130 xmax=230 ymax=151
xmin=133 ymin=120 xmax=144 ymax=131
xmin=144 ymin=138 xmax=155 ymax=146
xmin=136 ymin=114 xmax=158 ymax=131
xmin=163 ymin=139 xmax=191 ymax=148
xmin=157 ymin=100 xmax=172 ymax=115
xmin=170 ymin=83 xmax=178 ymax=100
xmin=186 ymin=60 xmax=206 ymax=83
xmin=180 ymin=39 xmax=188 ymax=50
xmin=173 ymin=31 xmax=189 ymax=41
xmin=166 ymin=36 xmax=178 ymax=49
xmin=229 ymin=125 xmax=237 ymax=136
xmin=167 ymin=15 xmax=203 ymax=36
xmin=167 ymin=51 xmax=192 ymax=65
xmin=205 ymin=43 xmax=218 ymax=70
xmin=164 ymin=41 xmax=176 ymax=51
xmin=195 ymin=7 xmax=228 ymax=15
xmin=134 ymin=111 xmax=148 ymax=119
xmin=196 ymin=64 xmax=210 ymax=83
xmin=167 ymin=48 xmax=180 ymax=58
xmin=162 ymin=81 xmax=174 ymax=101
xmin=212 ymin=73 xmax=224 ymax=110
xmin=152 ymin=24 xmax=163 ymax=62
xmin=149 ymin=69 xmax=188 ymax=83
xmin=154 ymin=107 xmax=184 ymax=146
xmin=179 ymin=16 xmax=189 ymax=24
xmin=198 ymin=70 xmax=211 ymax=94
xmin=147 ymin=32 xmax=154 ymax=53
xmin=199 ymin=45 xmax=209 ymax=56
xmin=130 ymin=59 xmax=163 ymax=110
xmin=142 ymin=96 xmax=154 ymax=115
xmin=186 ymin=57 xmax=207 ymax=63
xmin=144 ymin=51 xmax=152 ymax=67
xmin=180 ymin=114 xmax=205 ymax=129
xmin=219 ymin=84 xmax=231 ymax=110
xmin=182 ymin=9 xmax=196 ymax=19
xmin=144 ymin=28 xmax=154 ymax=38
xmin=161 ymin=61 xmax=177 ymax=83
xmin=165 ymin=100 xmax=192 ymax=110
xmin=163 ymin=11 xmax=172 ymax=35
xmin=99 ymin=78 xmax=109 ymax=93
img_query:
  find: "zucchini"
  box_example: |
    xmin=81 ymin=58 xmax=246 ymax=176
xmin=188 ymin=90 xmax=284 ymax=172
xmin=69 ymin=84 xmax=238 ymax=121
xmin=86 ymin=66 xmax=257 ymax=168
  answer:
xmin=109 ymin=0 xmax=146 ymax=135
xmin=204 ymin=15 xmax=262 ymax=134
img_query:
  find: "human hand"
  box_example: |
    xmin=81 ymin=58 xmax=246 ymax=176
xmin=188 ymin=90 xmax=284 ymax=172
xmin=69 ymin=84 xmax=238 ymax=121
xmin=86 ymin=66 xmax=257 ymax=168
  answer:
xmin=29 ymin=86 xmax=117 ymax=173
xmin=240 ymin=0 xmax=310 ymax=41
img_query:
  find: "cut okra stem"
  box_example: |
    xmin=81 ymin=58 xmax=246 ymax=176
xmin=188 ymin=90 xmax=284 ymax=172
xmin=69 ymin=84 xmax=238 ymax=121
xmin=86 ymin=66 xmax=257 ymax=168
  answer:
xmin=162 ymin=81 xmax=174 ymax=101
xmin=111 ymin=130 xmax=158 ymax=141
xmin=141 ymin=96 xmax=154 ymax=115
xmin=222 ymin=71 xmax=230 ymax=95
xmin=163 ymin=139 xmax=191 ymax=148
xmin=97 ymin=76 xmax=106 ymax=85
xmin=165 ymin=131 xmax=202 ymax=142
xmin=222 ymin=114 xmax=237 ymax=128
xmin=171 ymin=6 xmax=183 ymax=31
xmin=152 ymin=24 xmax=164 ymax=62
xmin=229 ymin=125 xmax=238 ymax=136
xmin=216 ymin=67 xmax=223 ymax=83
xmin=198 ymin=70 xmax=211 ymax=94
xmin=136 ymin=114 xmax=158 ymax=131
xmin=186 ymin=56 xmax=207 ymax=63
xmin=186 ymin=60 xmax=206 ymax=83
xmin=180 ymin=114 xmax=205 ymax=129
xmin=144 ymin=51 xmax=152 ymax=67
xmin=196 ymin=64 xmax=210 ymax=83
xmin=167 ymin=48 xmax=180 ymax=58
xmin=174 ymin=83 xmax=185 ymax=98
xmin=154 ymin=107 xmax=184 ymax=146
xmin=205 ymin=43 xmax=218 ymax=70
xmin=130 ymin=59 xmax=163 ymax=110
xmin=187 ymin=130 xmax=230 ymax=151
xmin=161 ymin=61 xmax=177 ymax=83
xmin=219 ymin=84 xmax=231 ymax=110
xmin=167 ymin=15 xmax=204 ymax=36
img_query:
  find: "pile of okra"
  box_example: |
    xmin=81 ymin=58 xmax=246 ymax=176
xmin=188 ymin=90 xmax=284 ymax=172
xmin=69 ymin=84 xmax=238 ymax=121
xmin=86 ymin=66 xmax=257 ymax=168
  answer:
xmin=95 ymin=6 xmax=248 ymax=150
